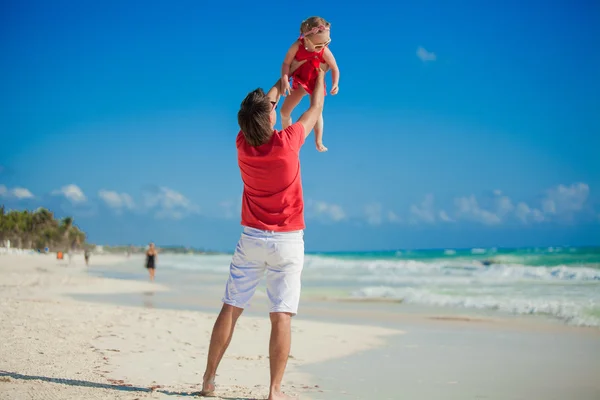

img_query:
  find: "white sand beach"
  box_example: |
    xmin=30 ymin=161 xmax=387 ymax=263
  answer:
xmin=2 ymin=252 xmax=600 ymax=399
xmin=0 ymin=253 xmax=400 ymax=399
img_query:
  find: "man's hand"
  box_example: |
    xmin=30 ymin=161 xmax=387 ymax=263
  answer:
xmin=330 ymin=85 xmax=339 ymax=95
xmin=266 ymin=78 xmax=283 ymax=104
xmin=315 ymin=67 xmax=326 ymax=86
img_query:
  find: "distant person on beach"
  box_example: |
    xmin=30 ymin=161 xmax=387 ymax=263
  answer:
xmin=145 ymin=243 xmax=157 ymax=281
xmin=84 ymin=250 xmax=90 ymax=266
xmin=200 ymin=65 xmax=324 ymax=400
xmin=67 ymin=242 xmax=75 ymax=265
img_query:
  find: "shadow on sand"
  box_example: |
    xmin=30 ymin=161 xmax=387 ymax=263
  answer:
xmin=0 ymin=370 xmax=258 ymax=399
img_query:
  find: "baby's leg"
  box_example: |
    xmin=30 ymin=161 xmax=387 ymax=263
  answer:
xmin=280 ymin=86 xmax=306 ymax=129
xmin=314 ymin=112 xmax=327 ymax=152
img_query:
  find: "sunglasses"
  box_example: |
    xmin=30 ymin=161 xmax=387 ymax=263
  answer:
xmin=305 ymin=36 xmax=331 ymax=50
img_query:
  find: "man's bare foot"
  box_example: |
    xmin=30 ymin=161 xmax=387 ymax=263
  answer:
xmin=268 ymin=390 xmax=296 ymax=400
xmin=199 ymin=376 xmax=216 ymax=397
xmin=316 ymin=142 xmax=328 ymax=152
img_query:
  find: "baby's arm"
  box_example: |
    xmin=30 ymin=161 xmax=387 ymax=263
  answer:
xmin=281 ymin=41 xmax=301 ymax=85
xmin=323 ymin=48 xmax=340 ymax=94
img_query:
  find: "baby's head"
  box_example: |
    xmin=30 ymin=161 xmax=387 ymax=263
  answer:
xmin=300 ymin=16 xmax=331 ymax=51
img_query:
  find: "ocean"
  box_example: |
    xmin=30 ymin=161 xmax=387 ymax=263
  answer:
xmin=150 ymin=246 xmax=600 ymax=328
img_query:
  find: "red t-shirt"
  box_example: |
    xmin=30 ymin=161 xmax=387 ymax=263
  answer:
xmin=236 ymin=122 xmax=306 ymax=231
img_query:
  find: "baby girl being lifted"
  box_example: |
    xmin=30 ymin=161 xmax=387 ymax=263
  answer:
xmin=280 ymin=16 xmax=340 ymax=152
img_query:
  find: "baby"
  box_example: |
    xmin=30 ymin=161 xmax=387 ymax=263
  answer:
xmin=280 ymin=16 xmax=340 ymax=152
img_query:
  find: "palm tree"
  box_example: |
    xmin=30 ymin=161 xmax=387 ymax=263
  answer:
xmin=5 ymin=210 xmax=22 ymax=248
xmin=0 ymin=207 xmax=88 ymax=251
xmin=32 ymin=208 xmax=58 ymax=249
xmin=60 ymin=217 xmax=74 ymax=251
xmin=0 ymin=205 xmax=6 ymax=243
xmin=18 ymin=210 xmax=34 ymax=249
xmin=69 ymin=227 xmax=86 ymax=250
xmin=60 ymin=217 xmax=73 ymax=234
xmin=33 ymin=208 xmax=54 ymax=229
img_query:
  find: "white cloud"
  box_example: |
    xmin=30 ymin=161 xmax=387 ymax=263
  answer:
xmin=98 ymin=190 xmax=135 ymax=211
xmin=541 ymin=183 xmax=589 ymax=219
xmin=454 ymin=195 xmax=501 ymax=225
xmin=143 ymin=186 xmax=199 ymax=219
xmin=365 ymin=203 xmax=383 ymax=225
xmin=219 ymin=199 xmax=241 ymax=220
xmin=410 ymin=194 xmax=436 ymax=223
xmin=307 ymin=200 xmax=346 ymax=222
xmin=416 ymin=46 xmax=436 ymax=62
xmin=364 ymin=204 xmax=402 ymax=225
xmin=52 ymin=184 xmax=86 ymax=203
xmin=352 ymin=182 xmax=595 ymax=228
xmin=453 ymin=183 xmax=591 ymax=225
xmin=11 ymin=187 xmax=34 ymax=199
xmin=515 ymin=202 xmax=545 ymax=223
xmin=387 ymin=211 xmax=402 ymax=223
xmin=495 ymin=195 xmax=514 ymax=218
xmin=515 ymin=203 xmax=529 ymax=222
xmin=438 ymin=210 xmax=453 ymax=222
xmin=0 ymin=185 xmax=35 ymax=199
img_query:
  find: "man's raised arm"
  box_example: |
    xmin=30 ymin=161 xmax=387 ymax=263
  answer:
xmin=266 ymin=78 xmax=283 ymax=106
xmin=297 ymin=69 xmax=325 ymax=138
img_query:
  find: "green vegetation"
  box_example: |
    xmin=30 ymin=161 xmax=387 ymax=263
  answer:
xmin=0 ymin=205 xmax=225 ymax=255
xmin=0 ymin=206 xmax=88 ymax=251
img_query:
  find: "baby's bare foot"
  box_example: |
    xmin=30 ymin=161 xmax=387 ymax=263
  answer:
xmin=316 ymin=142 xmax=328 ymax=152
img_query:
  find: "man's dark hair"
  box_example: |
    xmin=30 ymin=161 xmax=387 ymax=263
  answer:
xmin=238 ymin=88 xmax=273 ymax=147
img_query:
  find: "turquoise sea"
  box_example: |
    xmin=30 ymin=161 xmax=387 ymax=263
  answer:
xmin=153 ymin=246 xmax=600 ymax=327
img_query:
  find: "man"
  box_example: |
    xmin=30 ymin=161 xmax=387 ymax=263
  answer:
xmin=200 ymin=67 xmax=325 ymax=400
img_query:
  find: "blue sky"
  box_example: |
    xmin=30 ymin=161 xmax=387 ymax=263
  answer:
xmin=1 ymin=0 xmax=599 ymax=251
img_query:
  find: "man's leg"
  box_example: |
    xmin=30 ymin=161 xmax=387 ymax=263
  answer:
xmin=201 ymin=303 xmax=244 ymax=394
xmin=265 ymin=230 xmax=304 ymax=399
xmin=202 ymin=228 xmax=266 ymax=394
xmin=268 ymin=312 xmax=293 ymax=400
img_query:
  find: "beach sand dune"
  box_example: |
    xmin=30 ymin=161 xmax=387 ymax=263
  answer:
xmin=0 ymin=254 xmax=399 ymax=399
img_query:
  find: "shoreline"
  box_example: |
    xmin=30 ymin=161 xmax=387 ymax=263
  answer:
xmin=83 ymin=256 xmax=600 ymax=333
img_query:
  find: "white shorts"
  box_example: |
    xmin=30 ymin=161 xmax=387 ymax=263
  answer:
xmin=222 ymin=226 xmax=305 ymax=315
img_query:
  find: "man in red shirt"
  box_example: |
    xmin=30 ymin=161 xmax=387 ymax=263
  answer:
xmin=200 ymin=68 xmax=325 ymax=400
